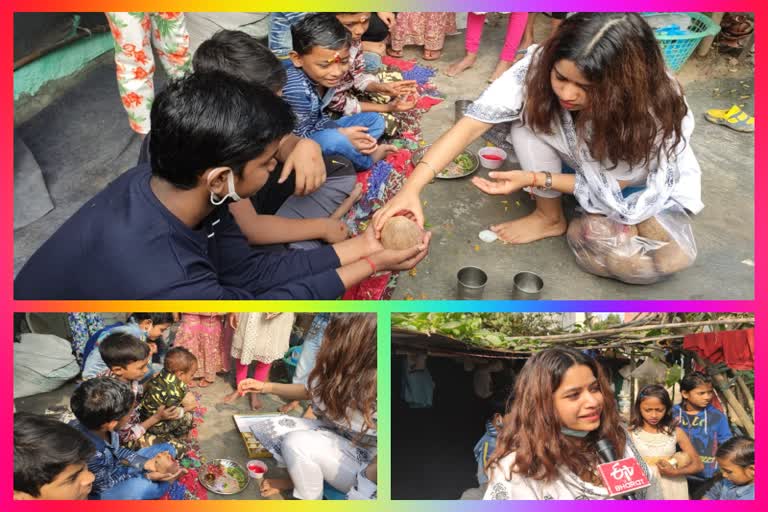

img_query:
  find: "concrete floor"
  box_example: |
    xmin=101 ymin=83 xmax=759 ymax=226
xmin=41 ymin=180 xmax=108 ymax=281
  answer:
xmin=13 ymin=15 xmax=754 ymax=300
xmin=391 ymin=19 xmax=755 ymax=300
xmin=14 ymin=373 xmax=300 ymax=500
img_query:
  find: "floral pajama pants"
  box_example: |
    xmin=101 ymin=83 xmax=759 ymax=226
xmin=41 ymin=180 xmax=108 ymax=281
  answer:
xmin=105 ymin=12 xmax=192 ymax=134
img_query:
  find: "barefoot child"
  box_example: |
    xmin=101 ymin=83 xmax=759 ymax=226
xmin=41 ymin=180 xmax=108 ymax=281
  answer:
xmin=375 ymin=13 xmax=702 ymax=251
xmin=629 ymin=384 xmax=703 ymax=499
xmin=329 ymin=12 xmax=418 ymax=116
xmin=284 ymin=14 xmax=397 ymax=170
xmin=704 ymin=437 xmax=754 ymax=500
xmin=671 ymin=372 xmax=733 ymax=497
xmin=14 ymin=413 xmax=96 ymax=500
xmin=140 ymin=348 xmax=199 ymax=446
xmin=95 ymin=333 xmax=181 ymax=449
xmin=70 ymin=378 xmax=184 ymax=500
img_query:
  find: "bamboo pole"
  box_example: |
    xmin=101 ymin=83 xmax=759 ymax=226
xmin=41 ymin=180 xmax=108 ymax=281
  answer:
xmin=734 ymin=375 xmax=755 ymax=420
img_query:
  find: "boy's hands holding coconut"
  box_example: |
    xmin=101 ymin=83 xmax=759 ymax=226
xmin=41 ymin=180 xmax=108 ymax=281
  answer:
xmin=362 ymin=213 xmax=431 ymax=272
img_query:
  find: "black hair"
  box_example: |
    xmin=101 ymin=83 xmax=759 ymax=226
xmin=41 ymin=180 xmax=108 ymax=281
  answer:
xmin=129 ymin=313 xmax=175 ymax=326
xmin=716 ymin=437 xmax=754 ymax=467
xmin=70 ymin=377 xmax=134 ymax=430
xmin=680 ymin=371 xmax=712 ymax=392
xmin=149 ymin=71 xmax=295 ymax=190
xmin=193 ymin=30 xmax=287 ymax=92
xmin=291 ymin=13 xmax=351 ymax=55
xmin=164 ymin=347 xmax=198 ymax=373
xmin=629 ymin=384 xmax=675 ymax=435
xmin=14 ymin=413 xmax=95 ymax=497
xmin=99 ymin=332 xmax=150 ymax=369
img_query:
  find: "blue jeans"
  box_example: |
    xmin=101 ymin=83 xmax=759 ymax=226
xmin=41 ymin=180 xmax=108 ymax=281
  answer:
xmin=310 ymin=113 xmax=385 ymax=170
xmin=363 ymin=51 xmax=383 ymax=73
xmin=97 ymin=444 xmax=176 ymax=500
xmin=293 ymin=314 xmax=330 ymax=385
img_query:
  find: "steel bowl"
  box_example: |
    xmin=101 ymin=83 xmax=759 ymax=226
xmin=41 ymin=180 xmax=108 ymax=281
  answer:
xmin=198 ymin=459 xmax=250 ymax=495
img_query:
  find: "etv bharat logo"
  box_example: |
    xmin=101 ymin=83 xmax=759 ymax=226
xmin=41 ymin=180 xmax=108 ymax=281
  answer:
xmin=610 ymin=462 xmax=635 ymax=481
xmin=598 ymin=458 xmax=651 ymax=495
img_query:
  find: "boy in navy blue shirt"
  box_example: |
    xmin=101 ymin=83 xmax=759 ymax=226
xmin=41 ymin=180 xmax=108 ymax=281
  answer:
xmin=15 ymin=72 xmax=430 ymax=300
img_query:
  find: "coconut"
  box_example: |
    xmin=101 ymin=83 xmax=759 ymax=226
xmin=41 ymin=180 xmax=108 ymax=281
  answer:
xmin=672 ymin=451 xmax=692 ymax=469
xmin=606 ymin=250 xmax=659 ymax=284
xmin=637 ymin=217 xmax=672 ymax=242
xmin=654 ymin=241 xmax=693 ymax=274
xmin=381 ymin=216 xmax=423 ymax=250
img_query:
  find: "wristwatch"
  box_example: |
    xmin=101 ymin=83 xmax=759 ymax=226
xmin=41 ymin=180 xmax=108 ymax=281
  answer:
xmin=541 ymin=171 xmax=553 ymax=191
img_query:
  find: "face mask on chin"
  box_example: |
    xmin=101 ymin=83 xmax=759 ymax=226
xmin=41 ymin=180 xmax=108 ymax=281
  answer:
xmin=208 ymin=169 xmax=242 ymax=206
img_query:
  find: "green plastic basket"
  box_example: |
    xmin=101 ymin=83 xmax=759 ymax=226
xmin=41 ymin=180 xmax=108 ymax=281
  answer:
xmin=644 ymin=13 xmax=721 ymax=72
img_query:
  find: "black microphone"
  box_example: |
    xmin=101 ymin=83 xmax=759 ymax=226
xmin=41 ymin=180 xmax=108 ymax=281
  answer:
xmin=596 ymin=439 xmax=636 ymax=500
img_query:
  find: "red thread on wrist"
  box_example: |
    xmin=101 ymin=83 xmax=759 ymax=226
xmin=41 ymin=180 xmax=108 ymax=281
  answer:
xmin=529 ymin=172 xmax=537 ymax=199
xmin=363 ymin=256 xmax=377 ymax=274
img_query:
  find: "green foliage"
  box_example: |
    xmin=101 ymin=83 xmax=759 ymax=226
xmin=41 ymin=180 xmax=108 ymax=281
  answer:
xmin=391 ymin=313 xmax=563 ymax=349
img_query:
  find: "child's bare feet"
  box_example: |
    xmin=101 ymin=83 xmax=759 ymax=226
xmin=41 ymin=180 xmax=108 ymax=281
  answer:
xmin=445 ymin=53 xmax=477 ymax=77
xmin=331 ymin=183 xmax=364 ymax=219
xmin=371 ymin=144 xmax=397 ymax=163
xmin=488 ymin=60 xmax=514 ymax=82
xmin=491 ymin=208 xmax=567 ymax=244
xmin=278 ymin=400 xmax=301 ymax=414
xmin=303 ymin=405 xmax=317 ymax=420
xmin=220 ymin=390 xmax=240 ymax=405
xmin=260 ymin=478 xmax=293 ymax=497
xmin=249 ymin=393 xmax=263 ymax=411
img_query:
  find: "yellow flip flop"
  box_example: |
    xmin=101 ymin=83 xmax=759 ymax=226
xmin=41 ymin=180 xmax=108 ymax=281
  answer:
xmin=705 ymin=105 xmax=755 ymax=133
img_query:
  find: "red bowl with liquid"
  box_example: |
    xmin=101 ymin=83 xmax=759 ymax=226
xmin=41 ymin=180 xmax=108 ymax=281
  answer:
xmin=478 ymin=147 xmax=508 ymax=169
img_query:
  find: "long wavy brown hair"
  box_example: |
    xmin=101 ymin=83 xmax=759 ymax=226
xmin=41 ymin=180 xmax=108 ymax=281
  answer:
xmin=307 ymin=313 xmax=377 ymax=435
xmin=524 ymin=12 xmax=688 ymax=169
xmin=487 ymin=347 xmax=625 ymax=482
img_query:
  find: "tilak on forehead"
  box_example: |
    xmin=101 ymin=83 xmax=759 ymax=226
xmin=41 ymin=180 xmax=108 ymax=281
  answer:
xmin=326 ymin=51 xmax=342 ymax=64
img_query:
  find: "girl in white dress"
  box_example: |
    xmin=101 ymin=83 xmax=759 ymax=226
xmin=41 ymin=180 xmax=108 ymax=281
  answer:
xmin=629 ymin=384 xmax=704 ymax=499
xmin=483 ymin=347 xmax=657 ymax=500
xmin=375 ymin=13 xmax=702 ymax=247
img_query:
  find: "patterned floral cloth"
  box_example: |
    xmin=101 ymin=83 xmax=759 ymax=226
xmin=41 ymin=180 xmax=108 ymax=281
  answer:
xmin=390 ymin=12 xmax=457 ymax=52
xmin=105 ymin=12 xmax=192 ymax=134
xmin=173 ymin=314 xmax=224 ymax=383
xmin=67 ymin=313 xmax=104 ymax=363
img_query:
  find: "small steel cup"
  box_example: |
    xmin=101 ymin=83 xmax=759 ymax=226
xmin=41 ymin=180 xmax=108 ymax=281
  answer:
xmin=457 ymin=266 xmax=488 ymax=299
xmin=512 ymin=271 xmax=543 ymax=300
xmin=454 ymin=100 xmax=472 ymax=122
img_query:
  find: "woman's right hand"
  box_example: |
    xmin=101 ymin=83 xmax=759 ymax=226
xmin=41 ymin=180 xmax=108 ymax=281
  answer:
xmin=229 ymin=313 xmax=238 ymax=330
xmin=237 ymin=378 xmax=265 ymax=394
xmin=372 ymin=189 xmax=424 ymax=237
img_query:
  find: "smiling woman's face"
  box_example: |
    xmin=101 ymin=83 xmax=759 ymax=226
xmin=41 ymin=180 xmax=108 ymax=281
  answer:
xmin=553 ymin=364 xmax=604 ymax=432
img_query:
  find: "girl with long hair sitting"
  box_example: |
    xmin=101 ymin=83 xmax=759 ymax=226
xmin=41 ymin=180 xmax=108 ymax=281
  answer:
xmin=374 ymin=12 xmax=702 ymax=246
xmin=238 ymin=313 xmax=377 ymax=500
xmin=484 ymin=347 xmax=657 ymax=499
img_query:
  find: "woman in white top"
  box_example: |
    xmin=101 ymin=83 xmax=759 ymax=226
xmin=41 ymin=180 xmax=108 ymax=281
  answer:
xmin=374 ymin=13 xmax=702 ymax=245
xmin=238 ymin=313 xmax=377 ymax=500
xmin=483 ymin=347 xmax=657 ymax=500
